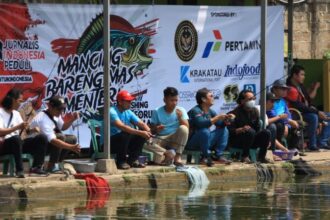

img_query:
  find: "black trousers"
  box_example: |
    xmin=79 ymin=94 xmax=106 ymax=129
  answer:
xmin=23 ymin=134 xmax=48 ymax=168
xmin=267 ymin=123 xmax=277 ymax=152
xmin=1 ymin=135 xmax=23 ymax=172
xmin=231 ymin=128 xmax=270 ymax=160
xmin=48 ymin=134 xmax=77 ymax=163
xmin=110 ymin=132 xmax=145 ymax=164
xmin=274 ymin=121 xmax=285 ymax=143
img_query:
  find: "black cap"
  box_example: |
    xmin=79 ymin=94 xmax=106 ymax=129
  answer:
xmin=266 ymin=92 xmax=280 ymax=101
xmin=272 ymin=79 xmax=290 ymax=89
xmin=48 ymin=96 xmax=66 ymax=110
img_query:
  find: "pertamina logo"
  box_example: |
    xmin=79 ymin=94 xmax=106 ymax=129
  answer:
xmin=202 ymin=30 xmax=222 ymax=58
xmin=174 ymin=21 xmax=198 ymax=62
xmin=180 ymin=65 xmax=222 ymax=83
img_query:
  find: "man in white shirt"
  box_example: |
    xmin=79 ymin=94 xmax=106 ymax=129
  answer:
xmin=30 ymin=96 xmax=80 ymax=172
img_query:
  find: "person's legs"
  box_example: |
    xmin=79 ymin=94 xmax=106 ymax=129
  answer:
xmin=275 ymin=121 xmax=285 ymax=143
xmin=127 ymin=134 xmax=146 ymax=166
xmin=47 ymin=133 xmax=69 ymax=171
xmin=252 ymin=129 xmax=271 ymax=162
xmin=144 ymin=140 xmax=167 ymax=164
xmin=231 ymin=128 xmax=255 ymax=158
xmin=23 ymin=134 xmax=48 ymax=168
xmin=110 ymin=132 xmax=131 ymax=167
xmin=166 ymin=125 xmax=189 ymax=164
xmin=2 ymin=135 xmax=23 ymax=175
xmin=58 ymin=135 xmax=77 ymax=162
xmin=186 ymin=128 xmax=211 ymax=157
xmin=318 ymin=112 xmax=330 ymax=148
xmin=303 ymin=113 xmax=318 ymax=150
xmin=211 ymin=127 xmax=229 ymax=157
xmin=267 ymin=123 xmax=277 ymax=152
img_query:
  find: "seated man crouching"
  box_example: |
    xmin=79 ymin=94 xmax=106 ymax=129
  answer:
xmin=107 ymin=90 xmax=152 ymax=169
xmin=29 ymin=96 xmax=80 ymax=172
xmin=145 ymin=87 xmax=189 ymax=166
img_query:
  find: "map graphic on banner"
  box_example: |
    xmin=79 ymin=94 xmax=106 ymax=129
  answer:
xmin=0 ymin=3 xmax=284 ymax=147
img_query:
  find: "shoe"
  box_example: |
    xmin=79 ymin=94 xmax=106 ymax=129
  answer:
xmin=29 ymin=167 xmax=49 ymax=177
xmin=214 ymin=156 xmax=232 ymax=165
xmin=130 ymin=160 xmax=146 ymax=168
xmin=200 ymin=157 xmax=214 ymax=167
xmin=308 ymin=146 xmax=320 ymax=152
xmin=259 ymin=158 xmax=273 ymax=164
xmin=173 ymin=161 xmax=185 ymax=167
xmin=319 ymin=145 xmax=330 ymax=150
xmin=16 ymin=171 xmax=25 ymax=178
xmin=241 ymin=156 xmax=252 ymax=164
xmin=117 ymin=162 xmax=131 ymax=170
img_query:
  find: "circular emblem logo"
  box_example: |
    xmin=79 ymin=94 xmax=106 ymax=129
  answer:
xmin=174 ymin=20 xmax=198 ymax=62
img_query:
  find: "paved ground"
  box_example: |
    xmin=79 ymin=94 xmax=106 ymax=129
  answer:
xmin=1 ymin=150 xmax=330 ymax=184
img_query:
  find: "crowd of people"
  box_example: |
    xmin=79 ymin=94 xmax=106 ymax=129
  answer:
xmin=0 ymin=92 xmax=80 ymax=178
xmin=0 ymin=64 xmax=329 ymax=177
xmin=107 ymin=64 xmax=330 ymax=169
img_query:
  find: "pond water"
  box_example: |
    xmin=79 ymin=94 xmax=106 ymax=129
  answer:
xmin=1 ymin=176 xmax=330 ymax=219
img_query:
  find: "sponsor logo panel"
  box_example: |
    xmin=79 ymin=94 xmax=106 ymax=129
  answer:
xmin=224 ymin=63 xmax=260 ymax=80
xmin=174 ymin=21 xmax=198 ymax=62
xmin=202 ymin=30 xmax=222 ymax=58
xmin=180 ymin=65 xmax=222 ymax=83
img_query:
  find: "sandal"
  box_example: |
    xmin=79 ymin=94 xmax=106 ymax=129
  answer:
xmin=130 ymin=160 xmax=146 ymax=168
xmin=173 ymin=161 xmax=184 ymax=167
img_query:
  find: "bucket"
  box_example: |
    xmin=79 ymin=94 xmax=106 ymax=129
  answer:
xmin=64 ymin=159 xmax=96 ymax=173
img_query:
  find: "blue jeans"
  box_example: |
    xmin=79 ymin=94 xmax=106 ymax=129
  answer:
xmin=303 ymin=112 xmax=330 ymax=148
xmin=303 ymin=113 xmax=319 ymax=148
xmin=186 ymin=127 xmax=229 ymax=158
xmin=318 ymin=112 xmax=330 ymax=147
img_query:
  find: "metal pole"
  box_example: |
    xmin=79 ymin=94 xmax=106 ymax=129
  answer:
xmin=103 ymin=0 xmax=111 ymax=159
xmin=288 ymin=0 xmax=293 ymax=74
xmin=260 ymin=0 xmax=267 ymax=129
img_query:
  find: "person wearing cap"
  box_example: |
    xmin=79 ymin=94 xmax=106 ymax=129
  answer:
xmin=228 ymin=90 xmax=270 ymax=163
xmin=265 ymin=92 xmax=290 ymax=157
xmin=0 ymin=88 xmax=49 ymax=177
xmin=270 ymin=79 xmax=300 ymax=148
xmin=29 ymin=95 xmax=80 ymax=172
xmin=146 ymin=87 xmax=189 ymax=166
xmin=109 ymin=90 xmax=152 ymax=169
xmin=286 ymin=65 xmax=330 ymax=151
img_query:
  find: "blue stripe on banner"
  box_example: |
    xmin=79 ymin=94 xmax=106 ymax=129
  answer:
xmin=202 ymin=42 xmax=214 ymax=58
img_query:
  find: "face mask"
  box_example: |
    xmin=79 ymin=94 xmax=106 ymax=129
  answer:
xmin=244 ymin=100 xmax=255 ymax=108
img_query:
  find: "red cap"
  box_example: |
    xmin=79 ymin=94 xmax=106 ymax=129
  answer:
xmin=117 ymin=90 xmax=135 ymax=101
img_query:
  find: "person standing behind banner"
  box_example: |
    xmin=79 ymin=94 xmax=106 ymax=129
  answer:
xmin=0 ymin=89 xmax=48 ymax=177
xmin=29 ymin=96 xmax=80 ymax=172
xmin=107 ymin=90 xmax=152 ymax=170
xmin=145 ymin=87 xmax=189 ymax=166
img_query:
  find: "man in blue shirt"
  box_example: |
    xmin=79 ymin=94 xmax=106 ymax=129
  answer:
xmin=146 ymin=87 xmax=189 ymax=166
xmin=186 ymin=88 xmax=232 ymax=166
xmin=270 ymin=79 xmax=299 ymax=149
xmin=110 ymin=90 xmax=152 ymax=169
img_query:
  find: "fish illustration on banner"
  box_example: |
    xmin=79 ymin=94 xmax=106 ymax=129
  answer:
xmin=47 ymin=14 xmax=158 ymax=121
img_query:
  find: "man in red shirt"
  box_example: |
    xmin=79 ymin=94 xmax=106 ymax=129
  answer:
xmin=286 ymin=65 xmax=330 ymax=151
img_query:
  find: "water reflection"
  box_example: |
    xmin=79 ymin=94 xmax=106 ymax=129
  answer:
xmin=2 ymin=176 xmax=330 ymax=219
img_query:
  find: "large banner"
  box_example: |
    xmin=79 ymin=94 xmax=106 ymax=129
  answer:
xmin=0 ymin=4 xmax=284 ymax=147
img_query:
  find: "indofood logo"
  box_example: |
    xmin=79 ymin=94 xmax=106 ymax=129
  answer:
xmin=224 ymin=63 xmax=261 ymax=80
xmin=202 ymin=30 xmax=222 ymax=58
xmin=174 ymin=21 xmax=198 ymax=62
xmin=180 ymin=65 xmax=222 ymax=83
